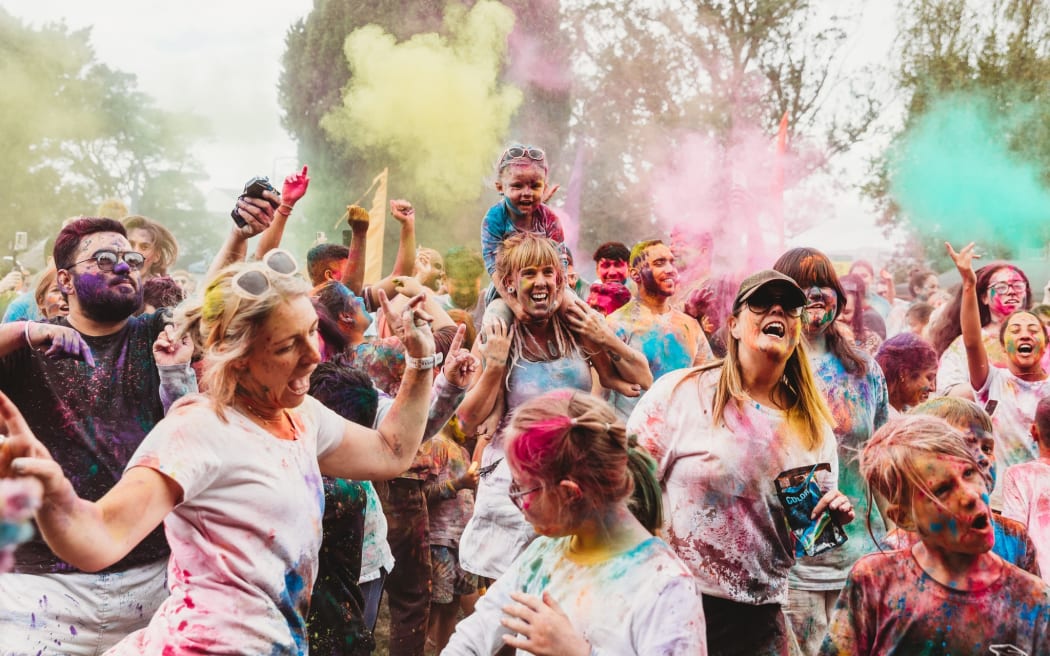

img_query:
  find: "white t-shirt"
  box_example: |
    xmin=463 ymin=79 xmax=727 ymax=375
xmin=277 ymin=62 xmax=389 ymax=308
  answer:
xmin=975 ymin=367 xmax=1050 ymax=507
xmin=1002 ymin=458 xmax=1050 ymax=583
xmin=443 ymin=536 xmax=707 ymax=655
xmin=111 ymin=395 xmax=344 ymax=655
xmin=627 ymin=367 xmax=838 ymax=605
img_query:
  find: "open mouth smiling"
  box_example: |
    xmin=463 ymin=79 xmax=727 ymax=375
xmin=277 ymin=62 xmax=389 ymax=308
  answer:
xmin=762 ymin=321 xmax=786 ymax=338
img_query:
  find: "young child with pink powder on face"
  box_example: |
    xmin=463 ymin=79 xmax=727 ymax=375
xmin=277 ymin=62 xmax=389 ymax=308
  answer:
xmin=479 ymin=144 xmax=570 ymax=325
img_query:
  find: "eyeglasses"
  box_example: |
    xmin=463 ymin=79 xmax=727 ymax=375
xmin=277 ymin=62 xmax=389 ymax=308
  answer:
xmin=746 ymin=295 xmax=803 ymax=318
xmin=499 ymin=145 xmax=546 ymax=166
xmin=508 ymin=480 xmax=542 ymax=510
xmin=67 ymin=250 xmax=145 ymax=272
xmin=231 ymin=249 xmax=298 ymax=298
xmin=988 ymin=281 xmax=1026 ymax=295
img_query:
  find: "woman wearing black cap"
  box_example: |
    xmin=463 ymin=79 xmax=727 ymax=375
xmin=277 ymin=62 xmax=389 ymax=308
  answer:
xmin=627 ymin=270 xmax=854 ymax=656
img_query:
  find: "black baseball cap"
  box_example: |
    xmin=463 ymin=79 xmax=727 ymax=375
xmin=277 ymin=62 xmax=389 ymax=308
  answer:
xmin=732 ymin=269 xmax=807 ymax=313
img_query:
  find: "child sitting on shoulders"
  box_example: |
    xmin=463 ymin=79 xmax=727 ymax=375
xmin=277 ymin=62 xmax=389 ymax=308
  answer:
xmin=480 ymin=143 xmax=572 ymax=324
xmin=820 ymin=414 xmax=1050 ymax=655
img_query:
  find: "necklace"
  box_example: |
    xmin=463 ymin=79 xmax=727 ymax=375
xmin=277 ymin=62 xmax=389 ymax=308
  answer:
xmin=238 ymin=400 xmax=292 ymax=431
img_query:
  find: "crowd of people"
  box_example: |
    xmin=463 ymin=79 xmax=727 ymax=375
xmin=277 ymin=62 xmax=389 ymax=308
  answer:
xmin=0 ymin=143 xmax=1049 ymax=655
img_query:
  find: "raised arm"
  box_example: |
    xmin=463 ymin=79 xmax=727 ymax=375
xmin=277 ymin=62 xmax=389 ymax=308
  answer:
xmin=318 ymin=292 xmax=435 ymax=479
xmin=0 ymin=392 xmax=179 ymax=572
xmin=255 ymin=166 xmax=309 ymax=259
xmin=946 ymin=241 xmax=989 ymax=391
xmin=388 ymin=200 xmax=417 ymax=277
xmin=339 ymin=205 xmax=371 ymax=294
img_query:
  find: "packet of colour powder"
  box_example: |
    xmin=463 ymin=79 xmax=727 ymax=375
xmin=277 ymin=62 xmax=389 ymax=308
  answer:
xmin=774 ymin=463 xmax=847 ymax=557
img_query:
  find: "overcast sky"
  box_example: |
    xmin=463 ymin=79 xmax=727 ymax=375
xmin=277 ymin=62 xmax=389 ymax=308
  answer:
xmin=3 ymin=0 xmax=903 ymax=255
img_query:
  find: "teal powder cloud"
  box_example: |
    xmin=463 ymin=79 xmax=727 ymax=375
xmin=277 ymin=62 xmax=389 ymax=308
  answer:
xmin=889 ymin=94 xmax=1050 ymax=252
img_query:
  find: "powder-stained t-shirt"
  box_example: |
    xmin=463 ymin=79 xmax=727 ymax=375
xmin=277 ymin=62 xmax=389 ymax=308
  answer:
xmin=606 ymin=300 xmax=715 ymax=421
xmin=628 ymin=367 xmax=838 ymax=605
xmin=1003 ymin=458 xmax=1050 ymax=584
xmin=791 ymin=351 xmax=889 ymax=591
xmin=0 ymin=312 xmax=170 ymax=574
xmin=111 ymin=395 xmax=344 ymax=656
xmin=444 ymin=536 xmax=707 ymax=655
xmin=975 ymin=366 xmax=1050 ymax=508
xmin=820 ymin=549 xmax=1050 ymax=656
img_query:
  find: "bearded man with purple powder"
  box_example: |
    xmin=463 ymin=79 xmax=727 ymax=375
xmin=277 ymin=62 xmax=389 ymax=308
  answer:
xmin=0 ymin=217 xmax=195 ymax=655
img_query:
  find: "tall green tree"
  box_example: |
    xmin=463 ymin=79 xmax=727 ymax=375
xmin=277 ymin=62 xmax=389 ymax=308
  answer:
xmin=0 ymin=9 xmax=209 ymax=265
xmin=279 ymin=0 xmax=571 ymax=266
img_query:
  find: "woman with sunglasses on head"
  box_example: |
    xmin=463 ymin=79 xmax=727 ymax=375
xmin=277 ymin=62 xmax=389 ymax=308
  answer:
xmin=926 ymin=255 xmax=1043 ymax=397
xmin=0 ymin=250 xmax=438 ymax=655
xmin=457 ymin=232 xmax=651 ymax=585
xmin=628 ymin=270 xmax=853 ymax=656
xmin=946 ymin=242 xmax=1050 ymax=509
xmin=772 ymin=248 xmax=888 ymax=655
xmin=444 ymin=390 xmax=706 ymax=655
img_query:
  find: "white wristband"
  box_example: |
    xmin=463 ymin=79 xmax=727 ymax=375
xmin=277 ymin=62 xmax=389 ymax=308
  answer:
xmin=405 ymin=352 xmax=442 ymax=370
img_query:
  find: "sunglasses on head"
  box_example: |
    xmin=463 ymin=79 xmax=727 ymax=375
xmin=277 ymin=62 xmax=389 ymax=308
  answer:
xmin=499 ymin=145 xmax=546 ymax=166
xmin=231 ymin=249 xmax=298 ymax=298
xmin=67 ymin=250 xmax=145 ymax=272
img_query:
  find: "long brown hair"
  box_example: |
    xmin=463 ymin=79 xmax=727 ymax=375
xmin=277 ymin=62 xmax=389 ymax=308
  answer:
xmin=774 ymin=247 xmax=868 ymax=376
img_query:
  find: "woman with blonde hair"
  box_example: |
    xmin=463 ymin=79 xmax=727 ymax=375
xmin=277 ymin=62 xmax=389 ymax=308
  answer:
xmin=628 ymin=269 xmax=854 ymax=656
xmin=0 ymin=250 xmax=437 ymax=654
xmin=445 ymin=390 xmax=706 ymax=655
xmin=457 ymin=232 xmax=651 ymax=582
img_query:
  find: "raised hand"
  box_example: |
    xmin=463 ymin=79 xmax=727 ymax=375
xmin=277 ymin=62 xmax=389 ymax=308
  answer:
xmin=378 ymin=289 xmax=435 ymax=359
xmin=152 ymin=324 xmax=193 ymax=367
xmin=442 ymin=323 xmax=478 ymax=388
xmin=683 ymin=286 xmax=715 ymax=323
xmin=501 ymin=590 xmax=591 ymax=656
xmin=281 ymin=165 xmax=310 ymax=205
xmin=233 ymin=195 xmax=276 ymax=238
xmin=478 ymin=318 xmax=512 ymax=369
xmin=945 ymin=241 xmax=979 ymax=283
xmin=389 ymin=200 xmax=415 ymax=224
xmin=24 ymin=322 xmax=95 ymax=367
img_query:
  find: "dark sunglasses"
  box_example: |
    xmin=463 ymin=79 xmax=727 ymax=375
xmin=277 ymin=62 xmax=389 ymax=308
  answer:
xmin=231 ymin=249 xmax=299 ymax=297
xmin=746 ymin=294 xmax=803 ymax=318
xmin=67 ymin=250 xmax=145 ymax=272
